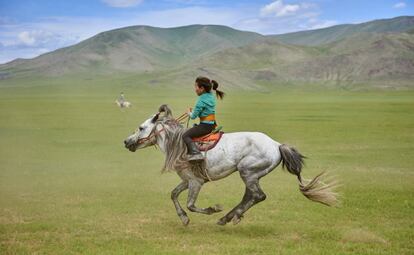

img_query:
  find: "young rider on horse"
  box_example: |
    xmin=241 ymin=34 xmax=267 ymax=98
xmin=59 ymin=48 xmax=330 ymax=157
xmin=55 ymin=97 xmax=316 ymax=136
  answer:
xmin=183 ymin=76 xmax=225 ymax=162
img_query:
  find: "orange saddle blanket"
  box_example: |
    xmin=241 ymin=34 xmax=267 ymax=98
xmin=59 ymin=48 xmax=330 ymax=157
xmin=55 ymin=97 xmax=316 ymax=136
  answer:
xmin=192 ymin=132 xmax=224 ymax=152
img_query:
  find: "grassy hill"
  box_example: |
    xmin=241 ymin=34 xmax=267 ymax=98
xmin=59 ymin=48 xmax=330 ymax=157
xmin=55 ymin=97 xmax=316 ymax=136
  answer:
xmin=0 ymin=25 xmax=263 ymax=77
xmin=0 ymin=16 xmax=413 ymax=89
xmin=272 ymin=16 xmax=414 ymax=46
xmin=192 ymin=32 xmax=414 ymax=87
xmin=297 ymin=33 xmax=414 ymax=81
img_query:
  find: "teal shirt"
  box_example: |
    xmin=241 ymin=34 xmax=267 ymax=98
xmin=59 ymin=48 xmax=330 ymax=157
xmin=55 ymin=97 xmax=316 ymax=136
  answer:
xmin=190 ymin=92 xmax=216 ymax=124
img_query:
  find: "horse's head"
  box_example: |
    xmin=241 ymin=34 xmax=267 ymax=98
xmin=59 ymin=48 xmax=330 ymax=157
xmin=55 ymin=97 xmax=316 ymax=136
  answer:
xmin=123 ymin=104 xmax=173 ymax=152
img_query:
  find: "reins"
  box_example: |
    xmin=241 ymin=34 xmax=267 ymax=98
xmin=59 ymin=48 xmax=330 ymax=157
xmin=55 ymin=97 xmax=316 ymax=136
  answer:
xmin=175 ymin=112 xmax=190 ymax=128
xmin=175 ymin=112 xmax=189 ymax=123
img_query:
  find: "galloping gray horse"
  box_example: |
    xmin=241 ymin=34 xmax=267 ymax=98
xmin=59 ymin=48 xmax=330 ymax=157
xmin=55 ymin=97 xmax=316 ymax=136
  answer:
xmin=124 ymin=105 xmax=338 ymax=226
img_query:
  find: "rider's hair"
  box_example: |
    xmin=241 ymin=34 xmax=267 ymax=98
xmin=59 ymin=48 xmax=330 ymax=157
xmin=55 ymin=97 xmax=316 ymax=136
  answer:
xmin=195 ymin=76 xmax=225 ymax=100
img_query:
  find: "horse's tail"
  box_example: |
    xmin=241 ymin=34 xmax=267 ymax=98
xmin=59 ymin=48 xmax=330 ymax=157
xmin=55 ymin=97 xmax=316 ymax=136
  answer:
xmin=279 ymin=144 xmax=339 ymax=207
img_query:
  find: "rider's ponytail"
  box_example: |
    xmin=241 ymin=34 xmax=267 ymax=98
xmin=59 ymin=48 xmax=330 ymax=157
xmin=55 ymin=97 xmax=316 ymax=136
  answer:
xmin=211 ymin=80 xmax=224 ymax=100
xmin=195 ymin=76 xmax=225 ymax=100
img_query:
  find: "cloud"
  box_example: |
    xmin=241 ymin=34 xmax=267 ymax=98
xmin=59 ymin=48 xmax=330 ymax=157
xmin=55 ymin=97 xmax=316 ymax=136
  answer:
xmin=260 ymin=0 xmax=301 ymax=17
xmin=393 ymin=2 xmax=406 ymax=8
xmin=259 ymin=1 xmax=318 ymax=18
xmin=16 ymin=30 xmax=63 ymax=47
xmin=0 ymin=17 xmax=112 ymax=63
xmin=18 ymin=31 xmax=36 ymax=46
xmin=237 ymin=1 xmax=334 ymax=34
xmin=101 ymin=0 xmax=143 ymax=8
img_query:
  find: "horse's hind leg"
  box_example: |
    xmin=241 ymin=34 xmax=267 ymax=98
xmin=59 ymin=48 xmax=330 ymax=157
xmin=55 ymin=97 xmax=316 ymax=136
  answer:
xmin=186 ymin=179 xmax=223 ymax=215
xmin=217 ymin=186 xmax=252 ymax=225
xmin=232 ymin=180 xmax=266 ymax=224
xmin=217 ymin=179 xmax=266 ymax=225
xmin=217 ymin=161 xmax=276 ymax=226
xmin=171 ymin=181 xmax=190 ymax=226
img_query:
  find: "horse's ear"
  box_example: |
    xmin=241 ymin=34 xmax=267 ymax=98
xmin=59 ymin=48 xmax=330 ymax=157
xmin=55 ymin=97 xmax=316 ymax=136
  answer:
xmin=151 ymin=113 xmax=160 ymax=123
xmin=158 ymin=104 xmax=173 ymax=119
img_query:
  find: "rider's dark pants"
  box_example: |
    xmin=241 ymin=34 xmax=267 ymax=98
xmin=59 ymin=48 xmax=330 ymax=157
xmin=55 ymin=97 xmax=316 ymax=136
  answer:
xmin=183 ymin=123 xmax=215 ymax=149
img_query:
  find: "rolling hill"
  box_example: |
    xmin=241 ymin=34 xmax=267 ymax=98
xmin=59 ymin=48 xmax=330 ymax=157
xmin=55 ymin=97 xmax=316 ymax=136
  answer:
xmin=198 ymin=32 xmax=414 ymax=85
xmin=0 ymin=16 xmax=413 ymax=88
xmin=272 ymin=16 xmax=414 ymax=46
xmin=0 ymin=25 xmax=263 ymax=76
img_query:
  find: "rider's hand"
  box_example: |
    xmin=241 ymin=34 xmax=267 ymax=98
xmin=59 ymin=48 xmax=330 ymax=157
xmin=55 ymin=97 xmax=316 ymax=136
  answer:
xmin=187 ymin=108 xmax=192 ymax=116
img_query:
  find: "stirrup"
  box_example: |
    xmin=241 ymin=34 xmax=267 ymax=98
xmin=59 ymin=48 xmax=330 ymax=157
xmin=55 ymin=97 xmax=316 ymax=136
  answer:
xmin=187 ymin=153 xmax=204 ymax=162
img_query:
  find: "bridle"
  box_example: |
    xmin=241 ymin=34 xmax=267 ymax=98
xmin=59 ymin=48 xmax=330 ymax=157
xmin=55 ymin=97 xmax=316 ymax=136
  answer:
xmin=136 ymin=112 xmax=189 ymax=146
xmin=137 ymin=124 xmax=165 ymax=145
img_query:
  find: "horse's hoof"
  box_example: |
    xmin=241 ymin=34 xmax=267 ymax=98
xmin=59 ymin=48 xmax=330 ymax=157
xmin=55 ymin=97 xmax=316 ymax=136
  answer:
xmin=207 ymin=204 xmax=223 ymax=214
xmin=181 ymin=216 xmax=190 ymax=226
xmin=217 ymin=218 xmax=227 ymax=226
xmin=214 ymin=204 xmax=223 ymax=212
xmin=232 ymin=215 xmax=243 ymax=225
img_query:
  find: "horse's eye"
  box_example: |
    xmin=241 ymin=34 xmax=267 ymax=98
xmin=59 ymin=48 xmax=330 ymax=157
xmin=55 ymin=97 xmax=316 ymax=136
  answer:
xmin=139 ymin=127 xmax=144 ymax=131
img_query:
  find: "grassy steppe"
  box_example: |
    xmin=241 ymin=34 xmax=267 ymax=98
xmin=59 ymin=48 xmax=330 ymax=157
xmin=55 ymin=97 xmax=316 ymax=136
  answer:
xmin=0 ymin=77 xmax=413 ymax=254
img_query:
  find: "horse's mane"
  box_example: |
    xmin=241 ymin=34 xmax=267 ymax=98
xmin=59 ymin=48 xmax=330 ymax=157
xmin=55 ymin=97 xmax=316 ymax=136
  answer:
xmin=157 ymin=118 xmax=208 ymax=180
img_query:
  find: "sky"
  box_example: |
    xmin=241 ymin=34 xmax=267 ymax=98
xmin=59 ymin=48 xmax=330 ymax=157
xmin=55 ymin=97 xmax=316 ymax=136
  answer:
xmin=0 ymin=0 xmax=413 ymax=64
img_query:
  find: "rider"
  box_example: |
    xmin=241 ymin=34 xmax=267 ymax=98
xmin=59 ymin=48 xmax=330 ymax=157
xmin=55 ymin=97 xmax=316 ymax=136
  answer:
xmin=119 ymin=92 xmax=125 ymax=105
xmin=183 ymin=76 xmax=225 ymax=162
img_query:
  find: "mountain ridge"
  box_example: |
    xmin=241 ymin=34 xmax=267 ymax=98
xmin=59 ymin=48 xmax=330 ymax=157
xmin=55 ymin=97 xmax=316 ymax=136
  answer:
xmin=271 ymin=16 xmax=414 ymax=46
xmin=1 ymin=16 xmax=413 ymax=88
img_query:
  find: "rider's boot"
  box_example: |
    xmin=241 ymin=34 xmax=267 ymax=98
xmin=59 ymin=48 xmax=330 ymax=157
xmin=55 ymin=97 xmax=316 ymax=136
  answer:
xmin=186 ymin=141 xmax=204 ymax=162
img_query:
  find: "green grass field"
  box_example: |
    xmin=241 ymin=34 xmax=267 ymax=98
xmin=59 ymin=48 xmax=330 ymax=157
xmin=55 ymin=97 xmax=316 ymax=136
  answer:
xmin=0 ymin=77 xmax=413 ymax=254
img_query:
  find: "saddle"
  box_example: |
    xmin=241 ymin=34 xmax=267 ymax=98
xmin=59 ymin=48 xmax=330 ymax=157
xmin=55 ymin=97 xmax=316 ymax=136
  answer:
xmin=192 ymin=131 xmax=224 ymax=152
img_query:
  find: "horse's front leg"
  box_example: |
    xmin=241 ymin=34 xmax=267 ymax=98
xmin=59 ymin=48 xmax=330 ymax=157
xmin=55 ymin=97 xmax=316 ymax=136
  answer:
xmin=187 ymin=179 xmax=223 ymax=215
xmin=171 ymin=181 xmax=190 ymax=226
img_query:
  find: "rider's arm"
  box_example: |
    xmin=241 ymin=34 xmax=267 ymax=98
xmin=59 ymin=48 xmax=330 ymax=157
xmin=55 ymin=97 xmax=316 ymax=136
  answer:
xmin=190 ymin=98 xmax=205 ymax=120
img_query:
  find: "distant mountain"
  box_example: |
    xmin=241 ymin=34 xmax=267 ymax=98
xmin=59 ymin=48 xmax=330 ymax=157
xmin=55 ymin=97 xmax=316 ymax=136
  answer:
xmin=272 ymin=16 xmax=414 ymax=46
xmin=1 ymin=16 xmax=413 ymax=88
xmin=199 ymin=32 xmax=414 ymax=85
xmin=289 ymin=33 xmax=414 ymax=81
xmin=0 ymin=25 xmax=263 ymax=76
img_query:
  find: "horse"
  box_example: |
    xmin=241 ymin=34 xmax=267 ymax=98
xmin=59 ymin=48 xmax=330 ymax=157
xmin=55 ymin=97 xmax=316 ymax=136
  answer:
xmin=124 ymin=104 xmax=338 ymax=226
xmin=115 ymin=100 xmax=132 ymax=108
